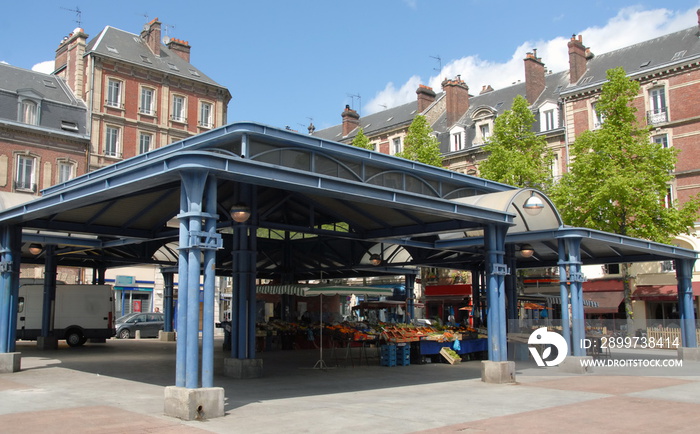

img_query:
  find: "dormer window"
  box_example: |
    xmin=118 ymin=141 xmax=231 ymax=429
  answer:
xmin=21 ymin=99 xmax=38 ymax=125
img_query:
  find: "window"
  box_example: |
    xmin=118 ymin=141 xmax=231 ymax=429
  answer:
xmin=139 ymin=133 xmax=153 ymax=154
xmin=15 ymin=155 xmax=36 ymax=192
xmin=452 ymin=132 xmax=462 ymax=151
xmin=392 ymin=137 xmax=401 ymax=155
xmin=105 ymin=126 xmax=121 ymax=157
xmin=199 ymin=102 xmax=213 ymax=128
xmin=543 ymin=109 xmax=555 ymax=131
xmin=663 ymin=185 xmax=673 ymax=208
xmin=592 ymin=103 xmax=605 ymax=129
xmin=604 ymin=264 xmax=620 ymax=275
xmin=57 ymin=161 xmax=75 ymax=183
xmin=647 ymin=87 xmax=667 ymax=125
xmin=106 ymin=79 xmax=122 ymax=108
xmin=21 ymin=100 xmax=38 ymax=125
xmin=140 ymin=87 xmax=155 ymax=115
xmin=171 ymin=95 xmax=186 ymax=122
xmin=479 ymin=124 xmax=490 ymax=141
xmin=653 ymin=134 xmax=669 ymax=148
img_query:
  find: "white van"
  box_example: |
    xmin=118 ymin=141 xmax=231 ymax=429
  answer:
xmin=16 ymin=284 xmax=116 ymax=347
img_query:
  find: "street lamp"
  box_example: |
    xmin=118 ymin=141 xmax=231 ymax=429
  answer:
xmin=519 ymin=244 xmax=535 ymax=258
xmin=523 ymin=193 xmax=544 ymax=216
xmin=28 ymin=243 xmax=43 ymax=255
xmin=369 ymin=253 xmax=382 ymax=266
xmin=229 ymin=204 xmax=251 ymax=223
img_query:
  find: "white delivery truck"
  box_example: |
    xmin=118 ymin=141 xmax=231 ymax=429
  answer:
xmin=16 ymin=284 xmax=116 ymax=347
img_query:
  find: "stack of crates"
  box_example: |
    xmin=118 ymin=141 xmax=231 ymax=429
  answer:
xmin=380 ymin=344 xmax=397 ymax=367
xmin=396 ymin=343 xmax=410 ymax=366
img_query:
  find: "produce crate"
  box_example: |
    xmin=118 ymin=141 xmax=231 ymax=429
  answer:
xmin=439 ymin=347 xmax=462 ymax=365
xmin=380 ymin=344 xmax=397 ymax=366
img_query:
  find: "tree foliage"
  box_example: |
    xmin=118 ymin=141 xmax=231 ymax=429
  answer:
xmin=396 ymin=115 xmax=443 ymax=167
xmin=351 ymin=128 xmax=374 ymax=150
xmin=550 ymin=67 xmax=700 ymax=244
xmin=479 ymin=95 xmax=554 ymax=190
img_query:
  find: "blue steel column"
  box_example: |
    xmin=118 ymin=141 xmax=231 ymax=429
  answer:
xmin=40 ymin=245 xmax=57 ymax=338
xmin=566 ymin=238 xmax=585 ymax=357
xmin=6 ymin=227 xmax=20 ymax=351
xmin=557 ymin=239 xmax=571 ymax=354
xmin=405 ymin=274 xmax=415 ymax=321
xmin=485 ymin=224 xmax=509 ymax=362
xmin=201 ymin=176 xmax=218 ymax=388
xmin=175 ymin=180 xmax=190 ymax=387
xmin=0 ymin=226 xmax=13 ymax=353
xmin=676 ymin=259 xmax=698 ymax=348
xmin=161 ymin=271 xmax=174 ymax=332
xmin=231 ymin=184 xmax=257 ymax=360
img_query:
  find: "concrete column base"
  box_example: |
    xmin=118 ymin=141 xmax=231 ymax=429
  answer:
xmin=164 ymin=386 xmax=224 ymax=421
xmin=224 ymin=357 xmax=263 ymax=379
xmin=0 ymin=352 xmax=21 ymax=373
xmin=159 ymin=331 xmax=176 ymax=342
xmin=37 ymin=336 xmax=58 ymax=350
xmin=558 ymin=356 xmax=593 ymax=374
xmin=481 ymin=360 xmax=515 ymax=384
xmin=678 ymin=347 xmax=700 ymax=362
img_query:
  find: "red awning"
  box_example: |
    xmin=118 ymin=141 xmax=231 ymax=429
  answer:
xmin=424 ymin=284 xmax=472 ymax=297
xmin=583 ymin=291 xmax=624 ymax=314
xmin=633 ymin=283 xmax=700 ymax=301
xmin=583 ymin=279 xmax=624 ymax=292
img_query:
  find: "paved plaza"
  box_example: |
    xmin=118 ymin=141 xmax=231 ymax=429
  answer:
xmin=1 ymin=338 xmax=699 ymax=433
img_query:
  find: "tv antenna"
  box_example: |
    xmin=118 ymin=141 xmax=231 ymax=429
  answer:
xmin=61 ymin=6 xmax=82 ymax=28
xmin=430 ymin=55 xmax=442 ymax=72
xmin=163 ymin=23 xmax=176 ymax=38
xmin=347 ymin=93 xmax=362 ymax=115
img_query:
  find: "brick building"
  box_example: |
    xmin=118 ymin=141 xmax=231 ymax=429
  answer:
xmin=54 ymin=18 xmax=232 ymax=171
xmin=314 ymin=11 xmax=700 ymax=327
xmin=0 ymin=63 xmax=90 ymax=195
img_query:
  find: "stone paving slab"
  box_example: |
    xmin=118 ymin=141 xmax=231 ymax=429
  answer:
xmin=1 ymin=339 xmax=699 ymax=433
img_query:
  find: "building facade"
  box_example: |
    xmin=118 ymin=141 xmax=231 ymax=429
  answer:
xmin=0 ymin=63 xmax=90 ymax=196
xmin=54 ymin=18 xmax=232 ymax=171
xmin=314 ymin=12 xmax=700 ymax=328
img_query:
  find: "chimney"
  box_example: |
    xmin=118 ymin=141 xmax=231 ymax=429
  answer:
xmin=54 ymin=27 xmax=89 ymax=100
xmin=341 ymin=105 xmax=360 ymax=136
xmin=416 ymin=84 xmax=436 ymax=112
xmin=141 ymin=18 xmax=162 ymax=56
xmin=696 ymin=8 xmax=700 ymax=36
xmin=441 ymin=75 xmax=469 ymax=127
xmin=480 ymin=85 xmax=494 ymax=95
xmin=167 ymin=38 xmax=191 ymax=62
xmin=568 ymin=34 xmax=587 ymax=84
xmin=524 ymin=49 xmax=546 ymax=104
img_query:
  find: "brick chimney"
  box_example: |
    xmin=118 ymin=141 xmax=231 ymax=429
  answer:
xmin=568 ymin=34 xmax=587 ymax=84
xmin=54 ymin=27 xmax=89 ymax=100
xmin=696 ymin=8 xmax=700 ymax=36
xmin=341 ymin=105 xmax=360 ymax=136
xmin=441 ymin=75 xmax=469 ymax=127
xmin=524 ymin=49 xmax=545 ymax=104
xmin=141 ymin=18 xmax=162 ymax=56
xmin=167 ymin=38 xmax=191 ymax=62
xmin=416 ymin=84 xmax=436 ymax=112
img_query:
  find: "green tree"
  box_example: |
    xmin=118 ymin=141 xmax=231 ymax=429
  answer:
xmin=550 ymin=67 xmax=700 ymax=326
xmin=479 ymin=95 xmax=554 ymax=190
xmin=396 ymin=115 xmax=443 ymax=167
xmin=351 ymin=128 xmax=374 ymax=150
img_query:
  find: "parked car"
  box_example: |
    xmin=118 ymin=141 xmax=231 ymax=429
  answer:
xmin=115 ymin=312 xmax=165 ymax=339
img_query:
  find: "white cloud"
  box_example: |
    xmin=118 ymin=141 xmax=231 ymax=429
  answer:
xmin=32 ymin=60 xmax=54 ymax=74
xmin=365 ymin=6 xmax=699 ymax=115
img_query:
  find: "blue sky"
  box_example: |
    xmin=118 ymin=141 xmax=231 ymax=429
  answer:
xmin=2 ymin=1 xmax=699 ymax=132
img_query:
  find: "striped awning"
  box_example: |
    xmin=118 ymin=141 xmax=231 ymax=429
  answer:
xmin=256 ymin=285 xmax=310 ymax=296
